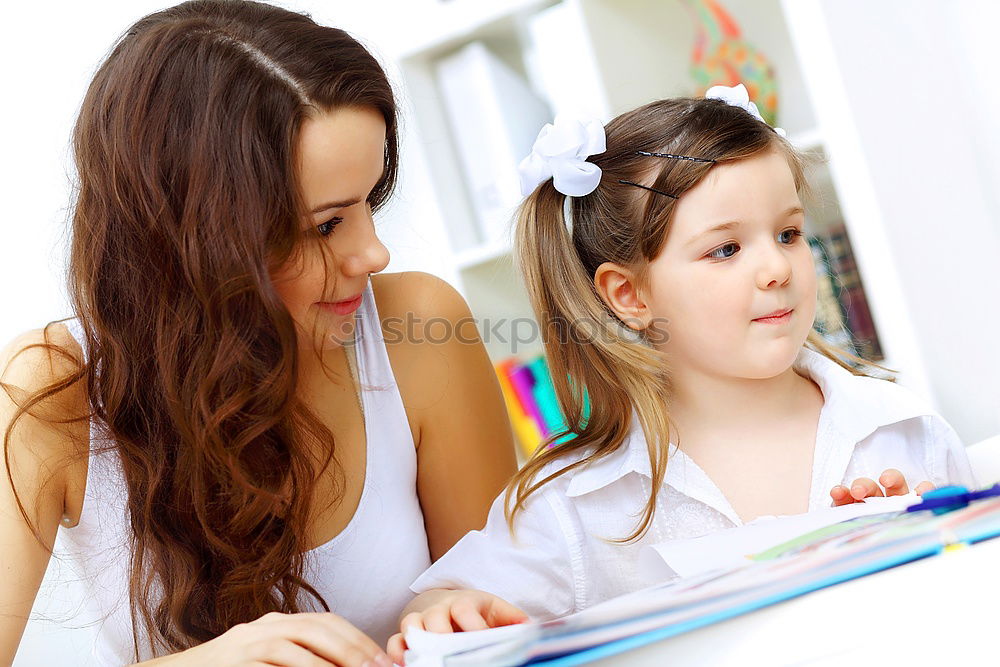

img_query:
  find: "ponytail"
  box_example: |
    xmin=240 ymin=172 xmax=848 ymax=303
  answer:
xmin=506 ymin=182 xmax=672 ymax=542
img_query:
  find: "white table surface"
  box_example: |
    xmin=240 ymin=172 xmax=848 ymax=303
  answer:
xmin=580 ymin=536 xmax=1000 ymax=666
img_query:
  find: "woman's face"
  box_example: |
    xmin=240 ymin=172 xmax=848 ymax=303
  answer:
xmin=643 ymin=148 xmax=817 ymax=380
xmin=272 ymin=106 xmax=390 ymax=349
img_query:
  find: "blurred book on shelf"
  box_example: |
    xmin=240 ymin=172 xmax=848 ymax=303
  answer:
xmin=495 ymin=354 xmax=583 ymax=459
xmin=808 ymin=235 xmax=856 ymax=354
xmin=821 ymin=222 xmax=884 ymax=361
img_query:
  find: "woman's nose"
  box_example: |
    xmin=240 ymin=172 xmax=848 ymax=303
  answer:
xmin=341 ymin=219 xmax=389 ymax=278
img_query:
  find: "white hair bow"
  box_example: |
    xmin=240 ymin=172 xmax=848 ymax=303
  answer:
xmin=705 ymin=83 xmax=786 ymax=137
xmin=518 ymin=115 xmax=607 ymax=197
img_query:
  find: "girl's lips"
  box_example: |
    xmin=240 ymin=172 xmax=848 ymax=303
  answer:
xmin=753 ymin=308 xmax=793 ymax=324
xmin=318 ymin=294 xmax=362 ymax=316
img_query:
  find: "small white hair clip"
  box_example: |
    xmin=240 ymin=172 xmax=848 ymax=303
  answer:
xmin=705 ymin=83 xmax=786 ymax=137
xmin=518 ymin=115 xmax=606 ymax=197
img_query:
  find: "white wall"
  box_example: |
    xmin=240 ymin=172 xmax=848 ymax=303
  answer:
xmin=5 ymin=0 xmax=999 ymax=663
xmin=0 ymin=0 xmax=449 ymax=349
xmin=818 ymin=0 xmax=1000 ymax=443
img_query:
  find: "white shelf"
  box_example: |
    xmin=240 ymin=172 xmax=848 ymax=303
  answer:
xmin=788 ymin=127 xmax=824 ymax=152
xmin=453 ymin=238 xmax=513 ymax=271
xmin=391 ymin=0 xmax=556 ymax=61
xmin=387 ymin=0 xmax=1000 ymax=440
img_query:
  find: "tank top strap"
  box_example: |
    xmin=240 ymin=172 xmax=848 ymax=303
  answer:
xmin=63 ymin=317 xmax=86 ymax=356
xmin=352 ymin=278 xmax=397 ymax=391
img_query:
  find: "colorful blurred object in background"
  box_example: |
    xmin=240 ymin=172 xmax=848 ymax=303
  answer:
xmin=683 ymin=0 xmax=779 ymax=126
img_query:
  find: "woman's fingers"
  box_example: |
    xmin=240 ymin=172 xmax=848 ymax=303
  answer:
xmin=849 ymin=477 xmax=883 ymax=501
xmin=266 ymin=614 xmax=388 ymax=667
xmin=315 ymin=614 xmax=388 ymax=663
xmin=879 ymin=469 xmax=909 ymax=496
xmin=249 ymin=638 xmax=334 ymax=667
xmin=915 ymin=481 xmax=935 ymax=496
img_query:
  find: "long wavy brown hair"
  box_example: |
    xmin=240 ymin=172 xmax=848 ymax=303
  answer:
xmin=510 ymin=98 xmax=885 ymax=542
xmin=2 ymin=0 xmax=397 ymax=656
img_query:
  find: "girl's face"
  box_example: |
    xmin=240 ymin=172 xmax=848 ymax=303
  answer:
xmin=643 ymin=148 xmax=816 ymax=380
xmin=272 ymin=106 xmax=390 ymax=349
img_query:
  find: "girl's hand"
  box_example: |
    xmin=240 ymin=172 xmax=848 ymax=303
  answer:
xmin=142 ymin=612 xmax=392 ymax=667
xmin=830 ymin=468 xmax=935 ymax=506
xmin=386 ymin=590 xmax=528 ymax=665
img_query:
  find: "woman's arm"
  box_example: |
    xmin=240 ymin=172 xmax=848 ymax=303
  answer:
xmin=374 ymin=272 xmax=518 ymax=559
xmin=0 ymin=327 xmax=87 ymax=665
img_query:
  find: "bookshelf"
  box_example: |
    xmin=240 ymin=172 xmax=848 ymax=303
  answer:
xmin=384 ymin=0 xmax=914 ymax=372
xmin=354 ymin=0 xmax=1000 ymax=442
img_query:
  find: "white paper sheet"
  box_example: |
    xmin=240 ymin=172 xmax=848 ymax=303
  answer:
xmin=638 ymin=494 xmax=917 ymax=581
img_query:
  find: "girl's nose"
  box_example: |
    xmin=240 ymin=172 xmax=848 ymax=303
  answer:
xmin=755 ymin=245 xmax=792 ymax=290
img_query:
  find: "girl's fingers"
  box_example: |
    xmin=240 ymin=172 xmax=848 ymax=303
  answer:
xmin=399 ymin=612 xmax=425 ymax=634
xmin=915 ymin=481 xmax=935 ymax=496
xmin=386 ymin=633 xmax=407 ymax=666
xmin=450 ymin=599 xmax=490 ymax=632
xmin=830 ymin=485 xmax=855 ymax=506
xmin=422 ymin=605 xmax=456 ymax=634
xmin=849 ymin=477 xmax=883 ymax=501
xmin=879 ymin=469 xmax=909 ymax=496
xmin=484 ymin=598 xmax=529 ymax=627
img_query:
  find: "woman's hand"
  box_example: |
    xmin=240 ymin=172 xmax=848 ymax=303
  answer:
xmin=386 ymin=589 xmax=528 ymax=665
xmin=141 ymin=612 xmax=392 ymax=667
xmin=830 ymin=468 xmax=935 ymax=506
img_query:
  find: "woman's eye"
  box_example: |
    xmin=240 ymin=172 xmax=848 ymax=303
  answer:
xmin=779 ymin=228 xmax=804 ymax=244
xmin=707 ymin=242 xmax=740 ymax=260
xmin=317 ymin=218 xmax=343 ymax=237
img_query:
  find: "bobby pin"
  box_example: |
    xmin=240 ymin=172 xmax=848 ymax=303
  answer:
xmin=635 ymin=150 xmax=716 ymax=164
xmin=618 ymin=180 xmax=679 ymax=199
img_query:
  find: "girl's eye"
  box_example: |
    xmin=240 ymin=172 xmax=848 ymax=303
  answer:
xmin=317 ymin=218 xmax=343 ymax=237
xmin=707 ymin=242 xmax=740 ymax=260
xmin=779 ymin=228 xmax=804 ymax=244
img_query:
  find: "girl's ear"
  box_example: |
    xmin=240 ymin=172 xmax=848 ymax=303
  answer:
xmin=594 ymin=262 xmax=651 ymax=331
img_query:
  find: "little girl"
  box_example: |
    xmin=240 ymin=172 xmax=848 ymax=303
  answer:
xmin=388 ymin=85 xmax=976 ymax=657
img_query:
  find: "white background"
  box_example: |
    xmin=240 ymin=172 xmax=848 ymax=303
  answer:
xmin=3 ymin=1 xmax=999 ymax=664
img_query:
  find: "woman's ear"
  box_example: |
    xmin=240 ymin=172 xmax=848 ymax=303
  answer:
xmin=594 ymin=262 xmax=650 ymax=331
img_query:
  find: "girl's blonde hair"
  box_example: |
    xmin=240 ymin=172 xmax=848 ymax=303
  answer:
xmin=508 ymin=97 xmax=881 ymax=541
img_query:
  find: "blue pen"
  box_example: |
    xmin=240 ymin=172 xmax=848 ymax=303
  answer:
xmin=905 ymin=483 xmax=1000 ymax=514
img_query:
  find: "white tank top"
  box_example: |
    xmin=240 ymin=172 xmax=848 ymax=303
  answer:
xmin=59 ymin=280 xmax=431 ymax=664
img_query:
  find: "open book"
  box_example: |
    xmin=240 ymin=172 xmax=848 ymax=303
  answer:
xmin=404 ymin=493 xmax=1000 ymax=666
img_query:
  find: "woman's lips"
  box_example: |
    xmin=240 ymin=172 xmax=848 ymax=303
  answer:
xmin=752 ymin=308 xmax=793 ymax=324
xmin=318 ymin=294 xmax=362 ymax=316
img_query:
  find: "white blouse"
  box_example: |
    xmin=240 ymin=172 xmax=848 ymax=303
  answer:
xmin=410 ymin=348 xmax=976 ymax=620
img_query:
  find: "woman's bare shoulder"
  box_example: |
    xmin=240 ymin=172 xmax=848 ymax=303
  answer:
xmin=370 ymin=271 xmax=471 ymax=324
xmin=1 ymin=321 xmax=89 ymax=469
xmin=2 ymin=322 xmax=84 ymax=394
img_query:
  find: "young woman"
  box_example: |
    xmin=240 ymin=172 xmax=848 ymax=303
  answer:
xmin=0 ymin=1 xmax=516 ymax=664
